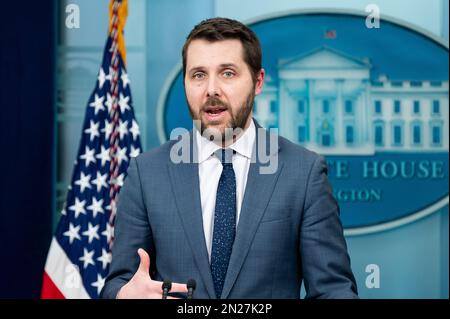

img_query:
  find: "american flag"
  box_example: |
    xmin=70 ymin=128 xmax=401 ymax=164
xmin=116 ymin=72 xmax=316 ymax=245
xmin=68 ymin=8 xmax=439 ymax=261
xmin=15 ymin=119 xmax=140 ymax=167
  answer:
xmin=41 ymin=0 xmax=141 ymax=298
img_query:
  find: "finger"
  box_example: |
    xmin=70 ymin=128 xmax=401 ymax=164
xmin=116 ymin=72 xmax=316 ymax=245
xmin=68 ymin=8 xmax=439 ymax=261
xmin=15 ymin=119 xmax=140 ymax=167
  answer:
xmin=169 ymin=282 xmax=189 ymax=293
xmin=167 ymin=296 xmax=183 ymax=299
xmin=137 ymin=248 xmax=150 ymax=274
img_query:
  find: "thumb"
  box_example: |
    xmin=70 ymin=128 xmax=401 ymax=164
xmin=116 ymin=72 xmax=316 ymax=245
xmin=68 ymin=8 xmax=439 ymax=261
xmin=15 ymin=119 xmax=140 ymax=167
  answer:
xmin=137 ymin=248 xmax=151 ymax=275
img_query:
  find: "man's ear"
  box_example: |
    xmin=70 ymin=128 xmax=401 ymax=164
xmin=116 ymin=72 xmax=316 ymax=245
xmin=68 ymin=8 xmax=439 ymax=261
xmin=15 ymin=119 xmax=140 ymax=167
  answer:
xmin=254 ymin=68 xmax=265 ymax=96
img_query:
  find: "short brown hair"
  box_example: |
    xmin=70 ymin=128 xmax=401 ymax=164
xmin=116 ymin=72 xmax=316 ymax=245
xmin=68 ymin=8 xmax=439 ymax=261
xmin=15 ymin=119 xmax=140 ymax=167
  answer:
xmin=182 ymin=17 xmax=262 ymax=82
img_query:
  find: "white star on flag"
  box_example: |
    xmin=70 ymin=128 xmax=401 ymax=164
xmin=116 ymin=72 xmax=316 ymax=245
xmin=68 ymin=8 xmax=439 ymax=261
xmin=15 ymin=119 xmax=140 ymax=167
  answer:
xmin=80 ymin=146 xmax=96 ymax=167
xmin=95 ymin=145 xmax=111 ymax=167
xmin=118 ymin=119 xmax=129 ymax=140
xmin=63 ymin=223 xmax=81 ymax=244
xmin=89 ymin=94 xmax=105 ymax=115
xmin=116 ymin=146 xmax=128 ymax=165
xmin=118 ymin=93 xmax=130 ymax=113
xmin=113 ymin=173 xmax=125 ymax=188
xmin=82 ymin=222 xmax=100 ymax=244
xmin=84 ymin=120 xmax=100 ymax=142
xmin=79 ymin=248 xmax=95 ymax=269
xmin=121 ymin=69 xmax=130 ymax=88
xmin=97 ymin=68 xmax=111 ymax=89
xmin=91 ymin=171 xmax=108 ymax=192
xmin=97 ymin=249 xmax=112 ymax=270
xmin=87 ymin=197 xmax=105 ymax=218
xmin=91 ymin=274 xmax=106 ymax=295
xmin=69 ymin=197 xmax=87 ymax=218
xmin=74 ymin=172 xmax=92 ymax=193
xmin=105 ymin=93 xmax=114 ymax=114
xmin=130 ymin=120 xmax=140 ymax=140
xmin=101 ymin=223 xmax=113 ymax=243
xmin=101 ymin=119 xmax=113 ymax=140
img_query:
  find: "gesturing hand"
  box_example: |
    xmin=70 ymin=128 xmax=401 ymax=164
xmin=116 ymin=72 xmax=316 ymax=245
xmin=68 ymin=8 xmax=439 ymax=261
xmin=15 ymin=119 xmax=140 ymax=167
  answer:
xmin=116 ymin=248 xmax=188 ymax=299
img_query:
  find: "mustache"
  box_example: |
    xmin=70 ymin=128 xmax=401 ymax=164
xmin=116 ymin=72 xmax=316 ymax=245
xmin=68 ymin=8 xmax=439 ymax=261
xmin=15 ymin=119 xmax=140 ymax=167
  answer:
xmin=201 ymin=97 xmax=229 ymax=112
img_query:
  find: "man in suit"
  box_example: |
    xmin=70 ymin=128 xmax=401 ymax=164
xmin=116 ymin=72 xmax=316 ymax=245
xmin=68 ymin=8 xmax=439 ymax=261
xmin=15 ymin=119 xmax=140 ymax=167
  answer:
xmin=101 ymin=17 xmax=358 ymax=299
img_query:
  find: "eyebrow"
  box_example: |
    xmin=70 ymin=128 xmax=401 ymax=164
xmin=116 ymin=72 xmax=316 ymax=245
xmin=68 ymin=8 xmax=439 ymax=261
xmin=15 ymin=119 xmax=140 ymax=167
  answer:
xmin=188 ymin=63 xmax=240 ymax=74
xmin=219 ymin=63 xmax=239 ymax=69
xmin=188 ymin=66 xmax=205 ymax=74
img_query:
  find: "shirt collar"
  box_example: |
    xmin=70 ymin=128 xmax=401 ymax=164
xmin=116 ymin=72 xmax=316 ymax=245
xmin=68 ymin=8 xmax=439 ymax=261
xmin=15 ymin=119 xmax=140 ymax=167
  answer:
xmin=195 ymin=120 xmax=256 ymax=164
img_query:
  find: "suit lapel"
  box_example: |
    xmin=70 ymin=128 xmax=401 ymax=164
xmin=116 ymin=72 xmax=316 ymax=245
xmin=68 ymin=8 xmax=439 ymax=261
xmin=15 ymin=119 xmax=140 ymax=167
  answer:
xmin=167 ymin=134 xmax=216 ymax=298
xmin=221 ymin=124 xmax=283 ymax=299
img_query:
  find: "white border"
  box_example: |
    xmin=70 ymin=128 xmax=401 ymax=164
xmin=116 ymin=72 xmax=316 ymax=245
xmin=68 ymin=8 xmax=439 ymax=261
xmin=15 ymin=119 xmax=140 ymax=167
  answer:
xmin=344 ymin=197 xmax=449 ymax=236
xmin=155 ymin=8 xmax=450 ymax=236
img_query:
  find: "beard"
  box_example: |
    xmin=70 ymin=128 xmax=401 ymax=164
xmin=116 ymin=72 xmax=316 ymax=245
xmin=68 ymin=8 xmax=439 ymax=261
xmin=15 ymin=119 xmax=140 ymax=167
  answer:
xmin=188 ymin=90 xmax=255 ymax=143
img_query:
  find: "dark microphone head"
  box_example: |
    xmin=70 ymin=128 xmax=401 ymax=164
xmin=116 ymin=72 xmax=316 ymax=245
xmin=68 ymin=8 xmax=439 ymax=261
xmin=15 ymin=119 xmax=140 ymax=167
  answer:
xmin=187 ymin=279 xmax=196 ymax=290
xmin=162 ymin=280 xmax=172 ymax=291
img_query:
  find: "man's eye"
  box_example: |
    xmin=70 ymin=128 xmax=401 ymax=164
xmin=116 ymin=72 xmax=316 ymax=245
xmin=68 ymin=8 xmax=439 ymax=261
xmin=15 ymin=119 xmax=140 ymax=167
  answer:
xmin=193 ymin=73 xmax=205 ymax=80
xmin=223 ymin=71 xmax=234 ymax=78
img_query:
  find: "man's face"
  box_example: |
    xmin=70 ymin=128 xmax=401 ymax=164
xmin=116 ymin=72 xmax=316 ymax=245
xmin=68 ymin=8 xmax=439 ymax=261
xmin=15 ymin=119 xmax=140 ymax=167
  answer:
xmin=184 ymin=39 xmax=264 ymax=139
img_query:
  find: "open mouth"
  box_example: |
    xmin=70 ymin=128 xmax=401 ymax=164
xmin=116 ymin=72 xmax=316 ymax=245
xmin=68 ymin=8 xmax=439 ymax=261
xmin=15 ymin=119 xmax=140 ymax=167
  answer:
xmin=204 ymin=106 xmax=227 ymax=117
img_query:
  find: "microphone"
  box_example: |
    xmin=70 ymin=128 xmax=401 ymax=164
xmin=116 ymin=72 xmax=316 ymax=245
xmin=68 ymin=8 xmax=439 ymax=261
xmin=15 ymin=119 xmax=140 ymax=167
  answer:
xmin=162 ymin=280 xmax=172 ymax=299
xmin=186 ymin=279 xmax=196 ymax=299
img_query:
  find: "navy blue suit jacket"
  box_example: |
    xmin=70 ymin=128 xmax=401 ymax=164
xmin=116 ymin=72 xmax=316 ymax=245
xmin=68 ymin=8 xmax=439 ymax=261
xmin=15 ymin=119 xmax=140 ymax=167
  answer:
xmin=101 ymin=120 xmax=358 ymax=299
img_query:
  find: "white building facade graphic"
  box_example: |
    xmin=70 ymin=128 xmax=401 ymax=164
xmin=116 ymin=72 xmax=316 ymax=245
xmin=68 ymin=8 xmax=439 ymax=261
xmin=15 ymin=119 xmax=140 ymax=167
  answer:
xmin=254 ymin=47 xmax=449 ymax=155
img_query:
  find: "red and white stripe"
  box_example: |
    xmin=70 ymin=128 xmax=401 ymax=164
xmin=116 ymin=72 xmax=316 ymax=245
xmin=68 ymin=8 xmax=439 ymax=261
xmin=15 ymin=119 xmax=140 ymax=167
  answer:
xmin=41 ymin=239 xmax=90 ymax=299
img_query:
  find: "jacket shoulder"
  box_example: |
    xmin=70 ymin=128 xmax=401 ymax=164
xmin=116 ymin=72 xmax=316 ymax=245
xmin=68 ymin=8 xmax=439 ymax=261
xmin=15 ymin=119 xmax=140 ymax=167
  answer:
xmin=133 ymin=139 xmax=178 ymax=167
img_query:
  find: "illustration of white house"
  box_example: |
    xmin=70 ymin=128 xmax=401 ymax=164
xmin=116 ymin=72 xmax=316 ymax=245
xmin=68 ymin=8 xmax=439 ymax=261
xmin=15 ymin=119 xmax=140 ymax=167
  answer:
xmin=254 ymin=47 xmax=449 ymax=155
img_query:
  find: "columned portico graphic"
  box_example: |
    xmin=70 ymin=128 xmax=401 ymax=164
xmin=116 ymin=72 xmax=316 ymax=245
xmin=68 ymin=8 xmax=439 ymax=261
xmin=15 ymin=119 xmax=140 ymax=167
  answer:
xmin=254 ymin=47 xmax=449 ymax=155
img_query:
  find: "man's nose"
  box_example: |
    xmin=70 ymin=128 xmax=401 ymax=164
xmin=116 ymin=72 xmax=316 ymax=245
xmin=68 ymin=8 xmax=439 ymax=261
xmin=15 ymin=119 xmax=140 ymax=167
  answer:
xmin=206 ymin=76 xmax=221 ymax=97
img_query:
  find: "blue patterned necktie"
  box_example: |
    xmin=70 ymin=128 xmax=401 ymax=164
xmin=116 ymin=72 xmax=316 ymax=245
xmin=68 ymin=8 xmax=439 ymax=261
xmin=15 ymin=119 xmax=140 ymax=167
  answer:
xmin=210 ymin=148 xmax=236 ymax=299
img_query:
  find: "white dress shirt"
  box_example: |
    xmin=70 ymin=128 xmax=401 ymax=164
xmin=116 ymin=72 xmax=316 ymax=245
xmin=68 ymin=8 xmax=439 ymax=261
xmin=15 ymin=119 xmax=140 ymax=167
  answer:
xmin=196 ymin=121 xmax=256 ymax=260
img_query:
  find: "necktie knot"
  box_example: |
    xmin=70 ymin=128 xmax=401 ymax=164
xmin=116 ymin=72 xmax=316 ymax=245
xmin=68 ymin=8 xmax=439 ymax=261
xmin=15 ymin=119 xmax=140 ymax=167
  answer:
xmin=216 ymin=148 xmax=234 ymax=167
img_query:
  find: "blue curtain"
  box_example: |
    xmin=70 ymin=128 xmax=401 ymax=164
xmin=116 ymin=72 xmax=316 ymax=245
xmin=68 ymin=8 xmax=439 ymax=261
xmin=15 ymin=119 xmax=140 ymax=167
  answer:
xmin=0 ymin=1 xmax=55 ymax=298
